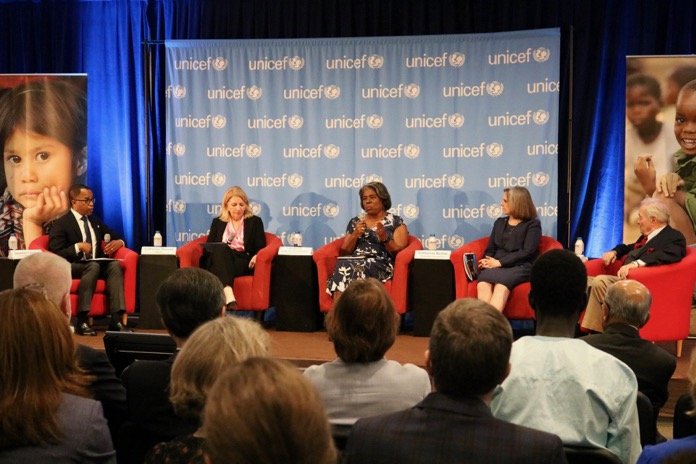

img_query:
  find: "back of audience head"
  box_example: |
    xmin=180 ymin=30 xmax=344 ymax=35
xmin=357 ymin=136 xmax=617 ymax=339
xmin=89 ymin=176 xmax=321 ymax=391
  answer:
xmin=428 ymin=298 xmax=512 ymax=398
xmin=0 ymin=287 xmax=90 ymax=447
xmin=603 ymin=280 xmax=651 ymax=328
xmin=529 ymin=249 xmax=587 ymax=318
xmin=170 ymin=316 xmax=270 ymax=422
xmin=13 ymin=252 xmax=71 ymax=316
xmin=156 ymin=267 xmax=225 ymax=340
xmin=203 ymin=357 xmax=336 ymax=464
xmin=326 ymin=277 xmax=399 ymax=363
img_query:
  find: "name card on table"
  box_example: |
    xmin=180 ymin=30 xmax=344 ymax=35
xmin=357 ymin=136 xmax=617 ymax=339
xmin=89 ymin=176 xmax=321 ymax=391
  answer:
xmin=8 ymin=249 xmax=42 ymax=260
xmin=141 ymin=246 xmax=178 ymax=256
xmin=414 ymin=250 xmax=451 ymax=260
xmin=278 ymin=246 xmax=313 ymax=256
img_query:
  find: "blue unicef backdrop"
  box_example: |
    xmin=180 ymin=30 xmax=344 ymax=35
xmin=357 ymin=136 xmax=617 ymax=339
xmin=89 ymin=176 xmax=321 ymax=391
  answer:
xmin=165 ymin=29 xmax=560 ymax=249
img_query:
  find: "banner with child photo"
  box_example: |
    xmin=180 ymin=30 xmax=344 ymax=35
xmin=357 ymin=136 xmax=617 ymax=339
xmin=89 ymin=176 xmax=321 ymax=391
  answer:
xmin=625 ymin=56 xmax=696 ymax=245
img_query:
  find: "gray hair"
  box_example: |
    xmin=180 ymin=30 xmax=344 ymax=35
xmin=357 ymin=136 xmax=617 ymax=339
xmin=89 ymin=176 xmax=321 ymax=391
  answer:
xmin=640 ymin=198 xmax=670 ymax=225
xmin=13 ymin=252 xmax=71 ymax=308
xmin=604 ymin=280 xmax=652 ymax=327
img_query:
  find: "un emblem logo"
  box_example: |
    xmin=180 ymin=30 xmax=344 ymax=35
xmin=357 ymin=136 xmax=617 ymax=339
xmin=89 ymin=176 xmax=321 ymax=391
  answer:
xmin=533 ymin=47 xmax=550 ymax=63
xmin=447 ymin=174 xmax=465 ymax=189
xmin=486 ymin=143 xmax=503 ymax=158
xmin=404 ymin=83 xmax=420 ymax=99
xmin=212 ymin=173 xmax=226 ymax=187
xmin=287 ymin=173 xmax=304 ymax=189
xmin=367 ymin=115 xmax=383 ymax=129
xmin=173 ymin=200 xmax=186 ymax=214
xmin=486 ymin=81 xmax=504 ymax=97
xmin=448 ymin=113 xmax=465 ymax=128
xmin=487 ymin=204 xmax=502 ymax=218
xmin=403 ymin=204 xmax=419 ymax=219
xmin=212 ymin=115 xmax=227 ymax=129
xmin=324 ymin=144 xmax=340 ymax=159
xmin=246 ymin=86 xmax=262 ymax=100
xmin=533 ymin=110 xmax=550 ymax=125
xmin=288 ymin=115 xmax=304 ymax=129
xmin=404 ymin=144 xmax=420 ymax=159
xmin=249 ymin=202 xmax=262 ymax=215
xmin=533 ymin=172 xmax=550 ymax=187
xmin=448 ymin=235 xmax=465 ymax=249
xmin=448 ymin=52 xmax=466 ymax=67
xmin=289 ymin=56 xmax=305 ymax=70
xmin=246 ymin=144 xmax=262 ymax=158
xmin=368 ymin=55 xmax=384 ymax=69
xmin=212 ymin=57 xmax=228 ymax=71
xmin=323 ymin=203 xmax=340 ymax=218
xmin=325 ymin=85 xmax=341 ymax=99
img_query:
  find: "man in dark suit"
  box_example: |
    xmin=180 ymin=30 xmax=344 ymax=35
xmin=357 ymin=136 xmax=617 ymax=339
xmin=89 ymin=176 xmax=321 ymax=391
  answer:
xmin=583 ymin=280 xmax=676 ymax=417
xmin=582 ymin=198 xmax=686 ymax=332
xmin=119 ymin=267 xmax=225 ymax=464
xmin=343 ymin=299 xmax=567 ymax=464
xmin=13 ymin=251 xmax=127 ymax=444
xmin=48 ymin=183 xmax=127 ymax=335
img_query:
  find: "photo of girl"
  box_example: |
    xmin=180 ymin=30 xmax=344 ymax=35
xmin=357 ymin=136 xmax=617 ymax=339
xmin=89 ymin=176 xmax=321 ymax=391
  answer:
xmin=0 ymin=76 xmax=87 ymax=255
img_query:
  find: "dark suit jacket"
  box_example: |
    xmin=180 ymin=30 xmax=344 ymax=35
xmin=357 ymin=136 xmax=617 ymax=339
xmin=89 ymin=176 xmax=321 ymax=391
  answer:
xmin=119 ymin=355 xmax=197 ymax=464
xmin=343 ymin=392 xmax=567 ymax=464
xmin=76 ymin=344 xmax=127 ymax=442
xmin=207 ymin=215 xmax=265 ymax=257
xmin=582 ymin=323 xmax=676 ymax=413
xmin=49 ymin=210 xmax=123 ymax=261
xmin=484 ymin=217 xmax=541 ymax=267
xmin=614 ymin=225 xmax=686 ymax=266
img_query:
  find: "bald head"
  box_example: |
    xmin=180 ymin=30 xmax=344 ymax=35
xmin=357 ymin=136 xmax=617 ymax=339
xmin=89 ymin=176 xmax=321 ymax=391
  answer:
xmin=13 ymin=252 xmax=72 ymax=316
xmin=604 ymin=280 xmax=652 ymax=328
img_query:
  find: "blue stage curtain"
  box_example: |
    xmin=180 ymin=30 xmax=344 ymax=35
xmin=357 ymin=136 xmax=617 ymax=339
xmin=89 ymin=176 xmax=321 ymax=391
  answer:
xmin=2 ymin=0 xmax=696 ymax=254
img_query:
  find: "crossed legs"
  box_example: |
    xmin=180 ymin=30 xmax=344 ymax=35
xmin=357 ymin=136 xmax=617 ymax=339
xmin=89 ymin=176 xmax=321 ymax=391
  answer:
xmin=477 ymin=281 xmax=511 ymax=312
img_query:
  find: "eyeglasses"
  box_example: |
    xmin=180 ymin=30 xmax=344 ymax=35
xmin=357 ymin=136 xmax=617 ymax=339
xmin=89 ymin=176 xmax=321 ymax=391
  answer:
xmin=73 ymin=198 xmax=95 ymax=205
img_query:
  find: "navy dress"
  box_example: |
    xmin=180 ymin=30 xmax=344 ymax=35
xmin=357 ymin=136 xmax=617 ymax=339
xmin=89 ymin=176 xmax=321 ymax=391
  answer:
xmin=477 ymin=217 xmax=541 ymax=289
xmin=327 ymin=213 xmax=404 ymax=293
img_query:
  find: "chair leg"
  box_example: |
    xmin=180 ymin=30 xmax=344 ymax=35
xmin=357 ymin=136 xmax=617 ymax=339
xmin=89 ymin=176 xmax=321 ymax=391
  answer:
xmin=676 ymin=339 xmax=683 ymax=358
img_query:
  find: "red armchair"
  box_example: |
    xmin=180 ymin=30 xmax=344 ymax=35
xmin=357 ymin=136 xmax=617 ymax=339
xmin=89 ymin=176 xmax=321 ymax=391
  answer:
xmin=313 ymin=235 xmax=422 ymax=314
xmin=450 ymin=235 xmax=563 ymax=320
xmin=29 ymin=235 xmax=138 ymax=321
xmin=584 ymin=247 xmax=696 ymax=356
xmin=176 ymin=232 xmax=281 ymax=311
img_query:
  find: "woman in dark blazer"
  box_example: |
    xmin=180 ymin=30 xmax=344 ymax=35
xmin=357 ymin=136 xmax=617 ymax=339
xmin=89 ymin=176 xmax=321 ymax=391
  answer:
xmin=203 ymin=186 xmax=265 ymax=310
xmin=477 ymin=186 xmax=541 ymax=311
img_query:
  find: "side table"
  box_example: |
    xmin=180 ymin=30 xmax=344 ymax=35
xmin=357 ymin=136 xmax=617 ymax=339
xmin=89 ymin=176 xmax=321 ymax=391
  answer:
xmin=271 ymin=254 xmax=322 ymax=332
xmin=137 ymin=254 xmax=178 ymax=329
xmin=409 ymin=257 xmax=455 ymax=336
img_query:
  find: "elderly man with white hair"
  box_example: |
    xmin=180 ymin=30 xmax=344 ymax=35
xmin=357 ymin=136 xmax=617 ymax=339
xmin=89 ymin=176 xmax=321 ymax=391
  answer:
xmin=13 ymin=252 xmax=126 ymax=442
xmin=581 ymin=198 xmax=686 ymax=333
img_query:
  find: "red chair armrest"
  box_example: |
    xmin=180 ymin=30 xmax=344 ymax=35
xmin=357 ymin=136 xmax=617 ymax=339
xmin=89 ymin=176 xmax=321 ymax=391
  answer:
xmin=248 ymin=233 xmax=282 ymax=308
xmin=114 ymin=246 xmax=138 ymax=312
xmin=176 ymin=235 xmax=207 ymax=268
xmin=312 ymin=238 xmax=344 ymax=312
xmin=584 ymin=258 xmax=609 ymax=277
xmin=450 ymin=237 xmax=488 ymax=299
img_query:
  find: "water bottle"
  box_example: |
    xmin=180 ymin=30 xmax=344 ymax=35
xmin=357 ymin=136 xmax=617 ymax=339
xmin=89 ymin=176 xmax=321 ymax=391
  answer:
xmin=426 ymin=234 xmax=438 ymax=251
xmin=153 ymin=230 xmax=163 ymax=247
xmin=574 ymin=237 xmax=584 ymax=257
xmin=292 ymin=231 xmax=303 ymax=247
xmin=7 ymin=234 xmax=17 ymax=251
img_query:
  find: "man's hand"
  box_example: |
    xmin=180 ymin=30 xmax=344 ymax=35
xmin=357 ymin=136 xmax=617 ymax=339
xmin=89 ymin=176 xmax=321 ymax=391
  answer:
xmin=77 ymin=242 xmax=92 ymax=255
xmin=602 ymin=250 xmax=617 ymax=266
xmin=657 ymin=172 xmax=685 ymax=197
xmin=617 ymin=261 xmax=638 ymax=279
xmin=103 ymin=239 xmax=124 ymax=256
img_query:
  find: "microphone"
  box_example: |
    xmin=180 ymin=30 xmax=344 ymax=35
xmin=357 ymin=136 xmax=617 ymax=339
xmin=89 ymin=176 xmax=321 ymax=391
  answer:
xmin=104 ymin=233 xmax=111 ymax=244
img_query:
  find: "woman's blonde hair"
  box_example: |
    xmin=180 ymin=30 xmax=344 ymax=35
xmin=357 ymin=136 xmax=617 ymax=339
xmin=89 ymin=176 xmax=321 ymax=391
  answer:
xmin=504 ymin=186 xmax=537 ymax=220
xmin=203 ymin=357 xmax=336 ymax=464
xmin=218 ymin=186 xmax=253 ymax=221
xmin=0 ymin=287 xmax=91 ymax=448
xmin=170 ymin=316 xmax=270 ymax=421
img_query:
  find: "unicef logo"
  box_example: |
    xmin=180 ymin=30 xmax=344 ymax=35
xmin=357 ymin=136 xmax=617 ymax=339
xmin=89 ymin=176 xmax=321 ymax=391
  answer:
xmin=368 ymin=55 xmax=384 ymax=69
xmin=404 ymin=83 xmax=420 ymax=99
xmin=532 ymin=172 xmax=550 ymax=187
xmin=249 ymin=202 xmax=262 ymax=215
xmin=288 ymin=115 xmax=304 ymax=129
xmin=212 ymin=57 xmax=229 ymax=71
xmin=487 ymin=204 xmax=502 ymax=218
xmin=246 ymin=86 xmax=263 ymax=100
xmin=323 ymin=203 xmax=340 ymax=218
xmin=447 ymin=174 xmax=465 ymax=189
xmin=403 ymin=204 xmax=419 ymax=219
xmin=212 ymin=115 xmax=227 ymax=129
xmin=173 ymin=200 xmax=186 ymax=214
xmin=448 ymin=235 xmax=465 ymax=249
xmin=486 ymin=81 xmax=504 ymax=97
xmin=246 ymin=144 xmax=262 ymax=158
xmin=167 ymin=143 xmax=186 ymax=157
xmin=287 ymin=173 xmax=304 ymax=188
xmin=367 ymin=114 xmax=384 ymax=129
xmin=212 ymin=173 xmax=226 ymax=187
xmin=533 ymin=110 xmax=550 ymax=125
xmin=448 ymin=52 xmax=466 ymax=67
xmin=448 ymin=113 xmax=465 ymax=128
xmin=324 ymin=144 xmax=340 ymax=159
xmin=173 ymin=85 xmax=187 ymax=99
xmin=533 ymin=47 xmax=551 ymax=63
xmin=404 ymin=144 xmax=420 ymax=159
xmin=289 ymin=56 xmax=305 ymax=70
xmin=325 ymin=85 xmax=341 ymax=99
xmin=486 ymin=143 xmax=503 ymax=158
xmin=366 ymin=173 xmax=383 ymax=183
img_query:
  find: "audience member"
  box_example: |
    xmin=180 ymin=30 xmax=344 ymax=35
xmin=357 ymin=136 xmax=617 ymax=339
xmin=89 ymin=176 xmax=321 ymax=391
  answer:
xmin=583 ymin=280 xmax=676 ymax=418
xmin=144 ymin=316 xmax=270 ymax=463
xmin=582 ymin=198 xmax=686 ymax=333
xmin=119 ymin=267 xmax=224 ymax=463
xmin=638 ymin=351 xmax=696 ymax=463
xmin=0 ymin=287 xmax=115 ymax=462
xmin=13 ymin=252 xmax=127 ymax=444
xmin=203 ymin=357 xmax=336 ymax=464
xmin=343 ymin=298 xmax=566 ymax=463
xmin=491 ymin=249 xmax=641 ymax=463
xmin=304 ymin=278 xmax=431 ymax=425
